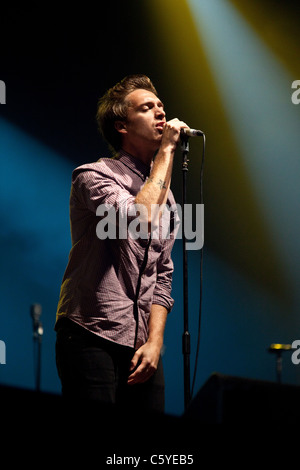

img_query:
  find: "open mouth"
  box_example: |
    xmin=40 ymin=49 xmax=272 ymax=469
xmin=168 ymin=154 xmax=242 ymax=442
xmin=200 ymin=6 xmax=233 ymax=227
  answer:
xmin=155 ymin=121 xmax=165 ymax=132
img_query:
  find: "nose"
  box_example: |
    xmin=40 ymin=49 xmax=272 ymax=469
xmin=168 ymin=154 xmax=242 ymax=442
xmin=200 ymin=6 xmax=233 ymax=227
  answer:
xmin=155 ymin=105 xmax=165 ymax=119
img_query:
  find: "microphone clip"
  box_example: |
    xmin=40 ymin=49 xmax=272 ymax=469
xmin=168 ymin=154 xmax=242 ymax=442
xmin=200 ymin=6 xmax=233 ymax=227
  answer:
xmin=180 ymin=136 xmax=190 ymax=171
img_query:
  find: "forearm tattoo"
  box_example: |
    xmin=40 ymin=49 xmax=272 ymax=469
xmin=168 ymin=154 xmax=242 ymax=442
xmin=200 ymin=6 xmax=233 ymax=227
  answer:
xmin=147 ymin=176 xmax=167 ymax=190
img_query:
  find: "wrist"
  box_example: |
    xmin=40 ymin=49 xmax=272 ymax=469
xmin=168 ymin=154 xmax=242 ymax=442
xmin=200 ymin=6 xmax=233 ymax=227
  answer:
xmin=157 ymin=142 xmax=177 ymax=157
xmin=147 ymin=334 xmax=164 ymax=352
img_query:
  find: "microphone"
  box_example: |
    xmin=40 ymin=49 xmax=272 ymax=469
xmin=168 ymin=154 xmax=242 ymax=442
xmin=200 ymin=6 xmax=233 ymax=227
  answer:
xmin=30 ymin=303 xmax=43 ymax=338
xmin=181 ymin=128 xmax=204 ymax=137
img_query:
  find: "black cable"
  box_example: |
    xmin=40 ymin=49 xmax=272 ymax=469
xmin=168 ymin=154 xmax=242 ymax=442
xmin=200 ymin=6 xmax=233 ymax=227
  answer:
xmin=191 ymin=134 xmax=206 ymax=399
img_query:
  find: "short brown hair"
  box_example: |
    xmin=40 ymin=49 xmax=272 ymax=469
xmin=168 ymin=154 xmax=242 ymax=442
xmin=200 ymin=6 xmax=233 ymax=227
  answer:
xmin=96 ymin=74 xmax=158 ymax=153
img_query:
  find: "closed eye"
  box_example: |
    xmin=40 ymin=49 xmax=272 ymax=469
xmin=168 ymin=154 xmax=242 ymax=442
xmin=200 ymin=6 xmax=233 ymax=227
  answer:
xmin=139 ymin=100 xmax=164 ymax=112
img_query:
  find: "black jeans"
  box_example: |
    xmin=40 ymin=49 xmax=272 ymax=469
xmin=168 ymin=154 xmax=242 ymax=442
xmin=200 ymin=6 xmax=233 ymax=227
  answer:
xmin=55 ymin=318 xmax=165 ymax=413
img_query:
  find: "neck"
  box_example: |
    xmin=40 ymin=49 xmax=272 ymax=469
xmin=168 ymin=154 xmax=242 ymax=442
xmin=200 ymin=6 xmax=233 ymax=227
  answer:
xmin=121 ymin=142 xmax=156 ymax=166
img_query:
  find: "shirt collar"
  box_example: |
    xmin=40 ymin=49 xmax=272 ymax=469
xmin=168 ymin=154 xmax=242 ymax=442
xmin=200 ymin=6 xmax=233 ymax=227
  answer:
xmin=117 ymin=149 xmax=151 ymax=181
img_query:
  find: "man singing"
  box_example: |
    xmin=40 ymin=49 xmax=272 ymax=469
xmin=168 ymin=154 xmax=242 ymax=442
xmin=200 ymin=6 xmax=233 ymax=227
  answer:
xmin=55 ymin=74 xmax=188 ymax=412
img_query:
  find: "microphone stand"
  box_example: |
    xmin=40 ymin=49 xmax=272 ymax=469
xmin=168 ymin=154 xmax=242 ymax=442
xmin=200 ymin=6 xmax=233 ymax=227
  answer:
xmin=181 ymin=134 xmax=191 ymax=411
xmin=30 ymin=304 xmax=43 ymax=392
xmin=268 ymin=343 xmax=292 ymax=384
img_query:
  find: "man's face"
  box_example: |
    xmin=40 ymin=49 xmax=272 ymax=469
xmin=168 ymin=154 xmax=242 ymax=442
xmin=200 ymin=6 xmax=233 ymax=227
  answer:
xmin=119 ymin=89 xmax=166 ymax=152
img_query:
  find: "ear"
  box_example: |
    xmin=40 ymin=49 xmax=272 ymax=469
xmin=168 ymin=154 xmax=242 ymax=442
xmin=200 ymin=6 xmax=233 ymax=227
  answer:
xmin=114 ymin=120 xmax=127 ymax=135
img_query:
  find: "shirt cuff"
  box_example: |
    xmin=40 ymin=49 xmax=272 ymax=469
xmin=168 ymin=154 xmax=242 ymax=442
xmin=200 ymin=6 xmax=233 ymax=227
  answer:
xmin=152 ymin=295 xmax=174 ymax=313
